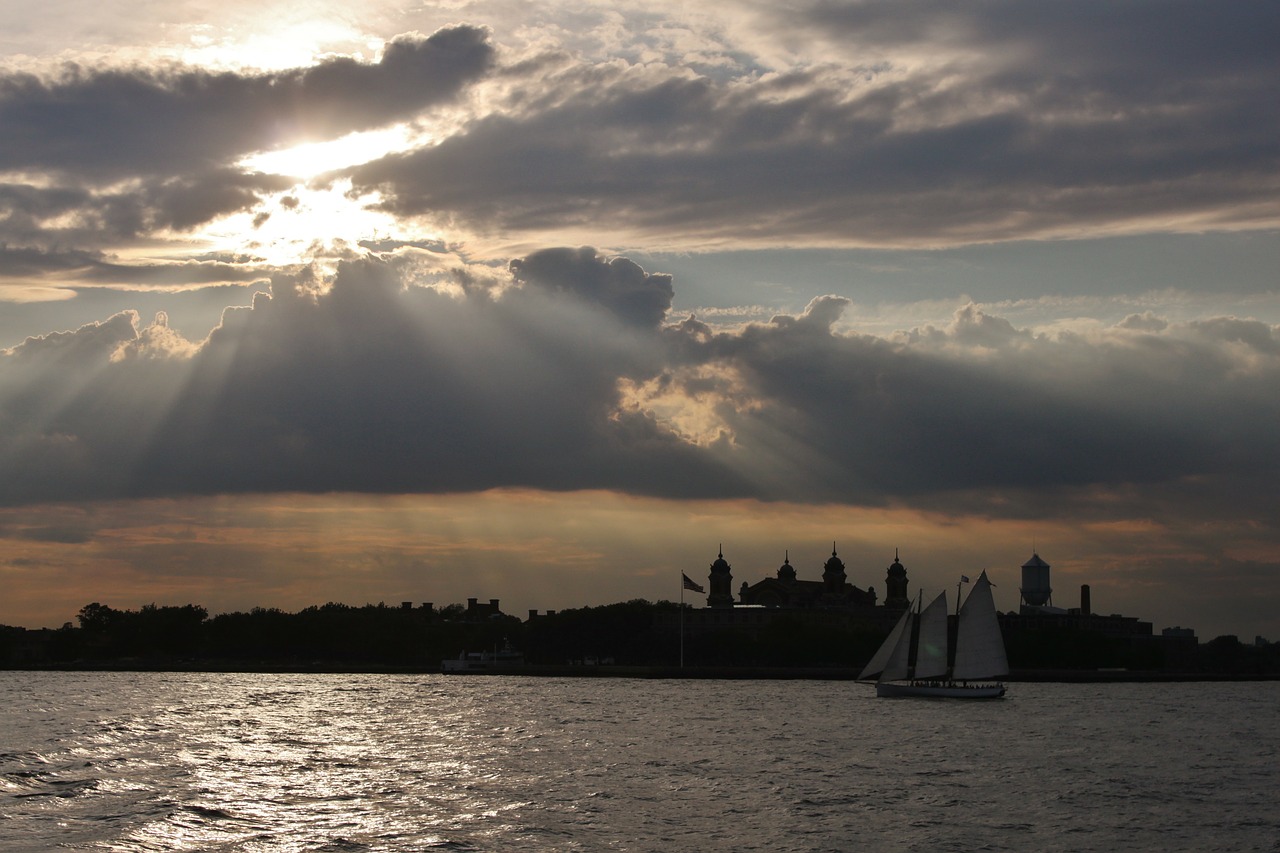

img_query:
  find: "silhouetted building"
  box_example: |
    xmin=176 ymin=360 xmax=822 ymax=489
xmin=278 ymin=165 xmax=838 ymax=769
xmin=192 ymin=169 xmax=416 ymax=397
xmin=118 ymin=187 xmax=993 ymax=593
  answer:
xmin=1020 ymin=552 xmax=1053 ymax=607
xmin=464 ymin=598 xmax=506 ymax=621
xmin=707 ymin=547 xmax=736 ymax=608
xmin=1011 ymin=562 xmax=1152 ymax=636
xmin=735 ymin=546 xmax=878 ymax=610
xmin=884 ymin=549 xmax=910 ymax=610
xmin=663 ymin=546 xmax=906 ymax=658
xmin=1004 ymin=608 xmax=1152 ymax=637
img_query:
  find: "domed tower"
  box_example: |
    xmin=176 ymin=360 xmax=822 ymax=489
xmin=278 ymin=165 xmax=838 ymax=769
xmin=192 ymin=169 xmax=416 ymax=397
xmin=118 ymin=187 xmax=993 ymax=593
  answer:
xmin=884 ymin=548 xmax=910 ymax=610
xmin=707 ymin=546 xmax=735 ymax=608
xmin=777 ymin=551 xmax=797 ymax=584
xmin=822 ymin=544 xmax=847 ymax=594
xmin=1020 ymin=552 xmax=1053 ymax=607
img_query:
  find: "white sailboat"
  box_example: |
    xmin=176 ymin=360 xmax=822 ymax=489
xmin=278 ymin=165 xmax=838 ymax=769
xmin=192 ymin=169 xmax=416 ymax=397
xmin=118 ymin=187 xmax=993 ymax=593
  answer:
xmin=859 ymin=570 xmax=1008 ymax=698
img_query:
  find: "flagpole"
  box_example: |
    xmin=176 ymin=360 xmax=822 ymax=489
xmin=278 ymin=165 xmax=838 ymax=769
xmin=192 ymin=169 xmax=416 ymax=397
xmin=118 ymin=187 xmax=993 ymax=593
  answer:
xmin=679 ymin=572 xmax=704 ymax=668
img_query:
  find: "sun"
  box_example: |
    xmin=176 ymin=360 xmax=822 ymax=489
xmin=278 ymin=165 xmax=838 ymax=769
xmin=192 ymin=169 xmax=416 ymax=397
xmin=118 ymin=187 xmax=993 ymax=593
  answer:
xmin=239 ymin=126 xmax=417 ymax=180
xmin=180 ymin=126 xmax=432 ymax=265
xmin=194 ymin=180 xmax=404 ymax=266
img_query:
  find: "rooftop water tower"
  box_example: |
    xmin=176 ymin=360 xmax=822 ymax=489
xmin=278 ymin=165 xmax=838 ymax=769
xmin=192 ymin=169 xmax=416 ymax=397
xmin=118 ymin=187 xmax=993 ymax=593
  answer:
xmin=1020 ymin=552 xmax=1053 ymax=607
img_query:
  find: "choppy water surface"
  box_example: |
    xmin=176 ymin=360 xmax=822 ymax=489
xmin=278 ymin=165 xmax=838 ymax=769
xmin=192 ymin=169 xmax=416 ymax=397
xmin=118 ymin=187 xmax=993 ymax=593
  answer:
xmin=1 ymin=673 xmax=1277 ymax=852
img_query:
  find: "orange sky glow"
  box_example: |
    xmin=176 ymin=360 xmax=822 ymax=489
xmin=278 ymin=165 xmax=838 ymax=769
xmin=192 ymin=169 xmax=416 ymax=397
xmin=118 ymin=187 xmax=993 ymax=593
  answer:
xmin=3 ymin=489 xmax=1264 ymax=640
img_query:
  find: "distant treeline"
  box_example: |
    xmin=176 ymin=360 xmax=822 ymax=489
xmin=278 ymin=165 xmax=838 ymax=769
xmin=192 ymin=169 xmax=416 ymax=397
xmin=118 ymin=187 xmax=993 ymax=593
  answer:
xmin=2 ymin=600 xmax=1278 ymax=673
xmin=2 ymin=600 xmax=690 ymax=668
xmin=0 ymin=600 xmax=902 ymax=669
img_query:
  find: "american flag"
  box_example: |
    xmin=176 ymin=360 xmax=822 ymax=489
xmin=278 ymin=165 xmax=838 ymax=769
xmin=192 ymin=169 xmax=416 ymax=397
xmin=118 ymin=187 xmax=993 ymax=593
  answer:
xmin=682 ymin=573 xmax=705 ymax=593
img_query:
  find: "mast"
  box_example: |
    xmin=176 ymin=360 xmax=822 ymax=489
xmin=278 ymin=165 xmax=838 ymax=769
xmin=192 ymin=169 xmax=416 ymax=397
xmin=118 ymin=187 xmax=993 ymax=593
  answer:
xmin=950 ymin=574 xmax=969 ymax=677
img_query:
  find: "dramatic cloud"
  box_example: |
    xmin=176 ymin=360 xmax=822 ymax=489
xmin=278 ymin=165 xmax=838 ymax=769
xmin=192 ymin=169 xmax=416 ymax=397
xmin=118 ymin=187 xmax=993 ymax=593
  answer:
xmin=510 ymin=247 xmax=674 ymax=329
xmin=0 ymin=252 xmax=737 ymax=503
xmin=348 ymin=3 xmax=1280 ymax=249
xmin=0 ymin=26 xmax=494 ymax=180
xmin=0 ymin=246 xmax=275 ymax=287
xmin=0 ymin=25 xmax=494 ymax=254
xmin=790 ymin=0 xmax=1278 ymax=88
xmin=3 ymin=253 xmax=1277 ymax=531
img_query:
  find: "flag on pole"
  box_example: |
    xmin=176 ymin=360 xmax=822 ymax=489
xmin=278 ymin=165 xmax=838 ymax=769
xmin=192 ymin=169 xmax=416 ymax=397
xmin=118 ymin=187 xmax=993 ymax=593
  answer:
xmin=682 ymin=573 xmax=705 ymax=593
xmin=960 ymin=574 xmax=971 ymax=583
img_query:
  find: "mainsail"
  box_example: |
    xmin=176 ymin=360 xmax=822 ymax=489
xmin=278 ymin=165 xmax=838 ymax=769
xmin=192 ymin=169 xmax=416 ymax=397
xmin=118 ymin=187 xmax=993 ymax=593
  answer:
xmin=913 ymin=592 xmax=950 ymax=680
xmin=952 ymin=570 xmax=1009 ymax=680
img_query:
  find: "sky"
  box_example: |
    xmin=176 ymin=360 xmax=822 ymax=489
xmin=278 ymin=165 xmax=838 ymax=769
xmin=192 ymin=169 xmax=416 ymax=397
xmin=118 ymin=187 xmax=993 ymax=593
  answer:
xmin=1 ymin=1 xmax=1278 ymax=642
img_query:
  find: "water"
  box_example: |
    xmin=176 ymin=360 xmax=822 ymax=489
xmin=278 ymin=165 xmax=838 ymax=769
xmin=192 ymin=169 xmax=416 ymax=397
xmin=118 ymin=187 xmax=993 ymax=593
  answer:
xmin=2 ymin=673 xmax=1277 ymax=852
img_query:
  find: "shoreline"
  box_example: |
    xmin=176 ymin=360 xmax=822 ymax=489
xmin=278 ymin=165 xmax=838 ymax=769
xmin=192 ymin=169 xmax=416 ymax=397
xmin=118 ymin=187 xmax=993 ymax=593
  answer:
xmin=3 ymin=662 xmax=1278 ymax=682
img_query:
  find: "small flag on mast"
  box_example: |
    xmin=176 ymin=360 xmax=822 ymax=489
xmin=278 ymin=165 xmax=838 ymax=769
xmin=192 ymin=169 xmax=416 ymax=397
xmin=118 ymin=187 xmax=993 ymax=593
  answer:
xmin=682 ymin=573 xmax=705 ymax=593
xmin=960 ymin=574 xmax=971 ymax=583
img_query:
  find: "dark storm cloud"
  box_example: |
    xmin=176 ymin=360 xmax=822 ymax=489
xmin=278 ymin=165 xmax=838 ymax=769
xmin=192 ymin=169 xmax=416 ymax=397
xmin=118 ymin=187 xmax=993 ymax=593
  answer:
xmin=0 ymin=26 xmax=494 ymax=252
xmin=796 ymin=0 xmax=1278 ymax=86
xmin=662 ymin=299 xmax=1280 ymax=508
xmin=0 ymin=26 xmax=494 ymax=181
xmin=5 ymin=309 xmax=140 ymax=363
xmin=1 ymin=252 xmax=1277 ymax=532
xmin=510 ymin=247 xmax=674 ymax=328
xmin=2 ymin=165 xmax=298 ymax=250
xmin=0 ymin=246 xmax=104 ymax=278
xmin=0 ymin=246 xmax=274 ymax=287
xmin=135 ymin=170 xmax=298 ymax=233
xmin=349 ymin=5 xmax=1279 ymax=247
xmin=0 ymin=252 xmax=738 ymax=503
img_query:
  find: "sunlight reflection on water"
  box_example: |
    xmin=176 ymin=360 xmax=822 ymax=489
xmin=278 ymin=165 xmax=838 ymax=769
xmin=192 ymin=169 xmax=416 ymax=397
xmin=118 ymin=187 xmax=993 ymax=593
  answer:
xmin=1 ymin=673 xmax=1277 ymax=852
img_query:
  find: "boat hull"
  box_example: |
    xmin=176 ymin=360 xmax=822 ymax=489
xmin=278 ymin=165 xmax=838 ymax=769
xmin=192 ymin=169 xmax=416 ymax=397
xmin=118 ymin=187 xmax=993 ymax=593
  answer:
xmin=876 ymin=680 xmax=1006 ymax=699
xmin=442 ymin=651 xmax=525 ymax=673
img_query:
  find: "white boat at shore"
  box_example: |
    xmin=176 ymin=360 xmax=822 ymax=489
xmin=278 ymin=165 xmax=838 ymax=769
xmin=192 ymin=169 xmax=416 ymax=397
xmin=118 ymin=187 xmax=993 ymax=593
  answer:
xmin=859 ymin=570 xmax=1008 ymax=699
xmin=441 ymin=643 xmax=525 ymax=673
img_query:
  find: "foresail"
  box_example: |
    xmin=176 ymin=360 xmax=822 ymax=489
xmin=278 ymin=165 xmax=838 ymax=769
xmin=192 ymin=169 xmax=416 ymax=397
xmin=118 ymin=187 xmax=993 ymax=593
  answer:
xmin=858 ymin=605 xmax=912 ymax=681
xmin=953 ymin=570 xmax=1009 ymax=679
xmin=914 ymin=591 xmax=949 ymax=680
xmin=881 ymin=608 xmax=914 ymax=681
